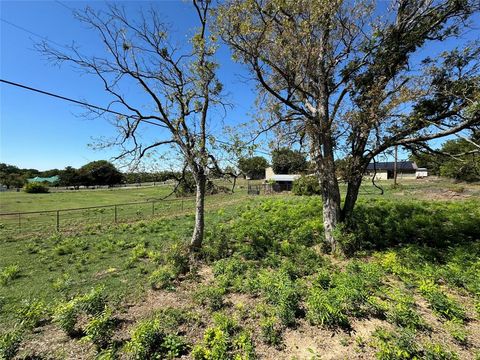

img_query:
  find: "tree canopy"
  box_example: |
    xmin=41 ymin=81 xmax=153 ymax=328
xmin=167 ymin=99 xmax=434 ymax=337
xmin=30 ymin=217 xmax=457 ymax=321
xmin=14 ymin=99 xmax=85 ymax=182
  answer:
xmin=218 ymin=0 xmax=480 ymax=251
xmin=271 ymin=148 xmax=307 ymax=175
xmin=238 ymin=156 xmax=269 ymax=179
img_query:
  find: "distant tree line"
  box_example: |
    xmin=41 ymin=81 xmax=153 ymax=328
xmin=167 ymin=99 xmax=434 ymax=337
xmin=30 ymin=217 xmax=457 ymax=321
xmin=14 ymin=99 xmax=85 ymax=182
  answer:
xmin=0 ymin=160 xmax=184 ymax=189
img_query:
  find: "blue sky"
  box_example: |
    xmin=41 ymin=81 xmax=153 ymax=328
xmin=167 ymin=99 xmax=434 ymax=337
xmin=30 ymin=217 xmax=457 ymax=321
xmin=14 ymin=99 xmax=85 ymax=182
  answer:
xmin=0 ymin=0 xmax=257 ymax=171
xmin=1 ymin=1 xmax=478 ymax=171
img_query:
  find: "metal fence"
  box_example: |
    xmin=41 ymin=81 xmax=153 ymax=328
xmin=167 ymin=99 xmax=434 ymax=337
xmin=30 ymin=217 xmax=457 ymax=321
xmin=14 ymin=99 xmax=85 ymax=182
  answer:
xmin=0 ymin=196 xmax=196 ymax=234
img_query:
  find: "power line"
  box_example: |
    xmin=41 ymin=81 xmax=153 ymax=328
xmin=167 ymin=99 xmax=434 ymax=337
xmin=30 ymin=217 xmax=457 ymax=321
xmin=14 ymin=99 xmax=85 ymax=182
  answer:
xmin=54 ymin=0 xmax=75 ymax=12
xmin=1 ymin=18 xmax=70 ymax=51
xmin=0 ymin=78 xmax=271 ymax=155
xmin=0 ymin=78 xmax=161 ymax=127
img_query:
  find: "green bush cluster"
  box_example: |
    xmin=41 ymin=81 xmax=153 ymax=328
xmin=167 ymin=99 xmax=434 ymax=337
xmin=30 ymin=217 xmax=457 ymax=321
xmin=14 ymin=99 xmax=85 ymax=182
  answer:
xmin=191 ymin=313 xmax=255 ymax=360
xmin=24 ymin=182 xmax=50 ymax=193
xmin=53 ymin=286 xmax=108 ymax=336
xmin=0 ymin=327 xmax=23 ymax=360
xmin=0 ymin=264 xmax=21 ymax=286
xmin=418 ymin=280 xmax=465 ymax=321
xmin=193 ymin=285 xmax=226 ymax=311
xmin=343 ymin=200 xmax=480 ymax=253
xmin=148 ymin=243 xmax=190 ymax=290
xmin=84 ymin=308 xmax=116 ymax=349
xmin=257 ymin=269 xmax=300 ymax=327
xmin=125 ymin=317 xmax=188 ymax=359
xmin=292 ymin=175 xmax=321 ymax=196
xmin=15 ymin=298 xmax=50 ymax=329
xmin=306 ymin=262 xmax=383 ymax=328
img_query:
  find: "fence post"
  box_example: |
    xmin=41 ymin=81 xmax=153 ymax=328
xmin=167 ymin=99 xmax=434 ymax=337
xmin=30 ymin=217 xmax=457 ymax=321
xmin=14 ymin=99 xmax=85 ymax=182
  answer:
xmin=18 ymin=213 xmax=21 ymax=230
xmin=56 ymin=210 xmax=60 ymax=232
xmin=114 ymin=205 xmax=118 ymax=223
xmin=152 ymin=201 xmax=155 ymax=216
xmin=181 ymin=198 xmax=184 ymax=211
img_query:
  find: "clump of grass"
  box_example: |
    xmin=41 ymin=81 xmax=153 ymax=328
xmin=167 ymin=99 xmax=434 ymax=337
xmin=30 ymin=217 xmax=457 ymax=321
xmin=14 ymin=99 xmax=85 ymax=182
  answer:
xmin=193 ymin=285 xmax=225 ymax=311
xmin=0 ymin=327 xmax=23 ymax=360
xmin=383 ymin=288 xmax=425 ymax=330
xmin=418 ymin=280 xmax=465 ymax=321
xmin=257 ymin=269 xmax=300 ymax=327
xmin=423 ymin=342 xmax=459 ymax=360
xmin=191 ymin=313 xmax=255 ymax=360
xmin=444 ymin=318 xmax=468 ymax=345
xmin=15 ymin=298 xmax=50 ymax=329
xmin=371 ymin=327 xmax=419 ymax=360
xmin=259 ymin=315 xmax=283 ymax=347
xmin=0 ymin=265 xmax=21 ymax=286
xmin=306 ymin=262 xmax=384 ymax=329
xmin=84 ymin=307 xmax=116 ymax=350
xmin=125 ymin=317 xmax=188 ymax=360
xmin=53 ymin=287 xmax=107 ymax=336
xmin=149 ymin=265 xmax=176 ymax=290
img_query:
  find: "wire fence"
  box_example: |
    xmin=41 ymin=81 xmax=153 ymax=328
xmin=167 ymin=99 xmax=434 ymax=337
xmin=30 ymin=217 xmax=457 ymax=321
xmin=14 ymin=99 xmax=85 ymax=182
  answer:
xmin=0 ymin=196 xmax=197 ymax=235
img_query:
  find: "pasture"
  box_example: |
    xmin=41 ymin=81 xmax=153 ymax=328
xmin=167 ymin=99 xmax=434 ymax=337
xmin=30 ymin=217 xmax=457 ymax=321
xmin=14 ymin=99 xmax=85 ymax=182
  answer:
xmin=1 ymin=179 xmax=479 ymax=359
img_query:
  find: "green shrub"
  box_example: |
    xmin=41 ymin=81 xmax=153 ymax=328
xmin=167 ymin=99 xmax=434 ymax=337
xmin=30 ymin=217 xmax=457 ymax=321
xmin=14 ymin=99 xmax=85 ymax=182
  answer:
xmin=260 ymin=316 xmax=283 ymax=347
xmin=15 ymin=298 xmax=49 ymax=329
xmin=77 ymin=286 xmax=107 ymax=315
xmin=191 ymin=315 xmax=255 ymax=360
xmin=418 ymin=280 xmax=465 ymax=321
xmin=125 ymin=318 xmax=168 ymax=359
xmin=371 ymin=327 xmax=419 ymax=360
xmin=423 ymin=343 xmax=459 ymax=360
xmin=163 ymin=243 xmax=190 ymax=277
xmin=53 ymin=300 xmax=79 ymax=336
xmin=84 ymin=308 xmax=116 ymax=349
xmin=383 ymin=289 xmax=424 ymax=330
xmin=258 ymin=269 xmax=300 ymax=326
xmin=0 ymin=328 xmax=23 ymax=360
xmin=213 ymin=255 xmax=249 ymax=291
xmin=292 ymin=175 xmax=321 ymax=196
xmin=193 ymin=286 xmax=225 ymax=311
xmin=24 ymin=182 xmax=49 ymax=193
xmin=149 ymin=266 xmax=176 ymax=290
xmin=444 ymin=318 xmax=468 ymax=345
xmin=191 ymin=327 xmax=229 ymax=360
xmin=0 ymin=265 xmax=21 ymax=286
xmin=306 ymin=262 xmax=384 ymax=328
xmin=306 ymin=286 xmax=349 ymax=328
xmin=161 ymin=334 xmax=188 ymax=359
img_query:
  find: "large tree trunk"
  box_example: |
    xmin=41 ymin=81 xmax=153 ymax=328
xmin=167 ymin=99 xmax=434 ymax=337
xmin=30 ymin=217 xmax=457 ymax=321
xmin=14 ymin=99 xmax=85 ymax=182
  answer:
xmin=190 ymin=173 xmax=206 ymax=251
xmin=321 ymin=159 xmax=342 ymax=253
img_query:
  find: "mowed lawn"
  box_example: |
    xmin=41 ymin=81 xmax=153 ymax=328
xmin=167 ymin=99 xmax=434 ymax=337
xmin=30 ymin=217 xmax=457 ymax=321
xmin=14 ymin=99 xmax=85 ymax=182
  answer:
xmin=0 ymin=185 xmax=175 ymax=214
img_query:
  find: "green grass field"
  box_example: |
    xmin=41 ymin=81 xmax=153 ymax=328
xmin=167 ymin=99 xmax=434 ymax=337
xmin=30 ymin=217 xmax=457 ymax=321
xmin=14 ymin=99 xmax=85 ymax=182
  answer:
xmin=1 ymin=178 xmax=479 ymax=359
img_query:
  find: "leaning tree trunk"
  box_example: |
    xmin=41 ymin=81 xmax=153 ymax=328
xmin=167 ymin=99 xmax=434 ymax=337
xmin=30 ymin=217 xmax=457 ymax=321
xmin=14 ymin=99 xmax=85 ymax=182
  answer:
xmin=190 ymin=173 xmax=206 ymax=251
xmin=341 ymin=174 xmax=363 ymax=222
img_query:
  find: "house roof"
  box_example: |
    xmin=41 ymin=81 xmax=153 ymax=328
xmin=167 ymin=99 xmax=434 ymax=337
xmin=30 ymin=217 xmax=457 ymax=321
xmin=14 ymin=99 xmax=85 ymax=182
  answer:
xmin=270 ymin=174 xmax=301 ymax=182
xmin=366 ymin=161 xmax=418 ymax=171
xmin=27 ymin=175 xmax=59 ymax=183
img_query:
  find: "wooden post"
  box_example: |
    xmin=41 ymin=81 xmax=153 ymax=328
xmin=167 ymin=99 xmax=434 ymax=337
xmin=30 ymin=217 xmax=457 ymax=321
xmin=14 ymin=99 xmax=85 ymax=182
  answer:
xmin=56 ymin=210 xmax=60 ymax=232
xmin=181 ymin=198 xmax=184 ymax=211
xmin=18 ymin=213 xmax=21 ymax=230
xmin=393 ymin=145 xmax=398 ymax=187
xmin=114 ymin=205 xmax=118 ymax=223
xmin=152 ymin=201 xmax=155 ymax=216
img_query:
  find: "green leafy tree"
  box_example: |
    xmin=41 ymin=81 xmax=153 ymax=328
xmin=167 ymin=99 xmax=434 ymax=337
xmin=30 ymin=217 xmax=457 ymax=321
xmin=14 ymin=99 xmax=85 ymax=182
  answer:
xmin=59 ymin=166 xmax=83 ymax=187
xmin=238 ymin=156 xmax=268 ymax=179
xmin=79 ymin=161 xmax=123 ymax=186
xmin=271 ymin=148 xmax=307 ymax=174
xmin=439 ymin=138 xmax=479 ymax=182
xmin=218 ymin=0 xmax=480 ymax=251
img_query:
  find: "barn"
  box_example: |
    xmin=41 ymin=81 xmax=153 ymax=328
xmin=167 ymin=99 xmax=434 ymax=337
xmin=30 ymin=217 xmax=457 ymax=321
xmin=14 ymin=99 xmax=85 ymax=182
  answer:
xmin=365 ymin=161 xmax=428 ymax=180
